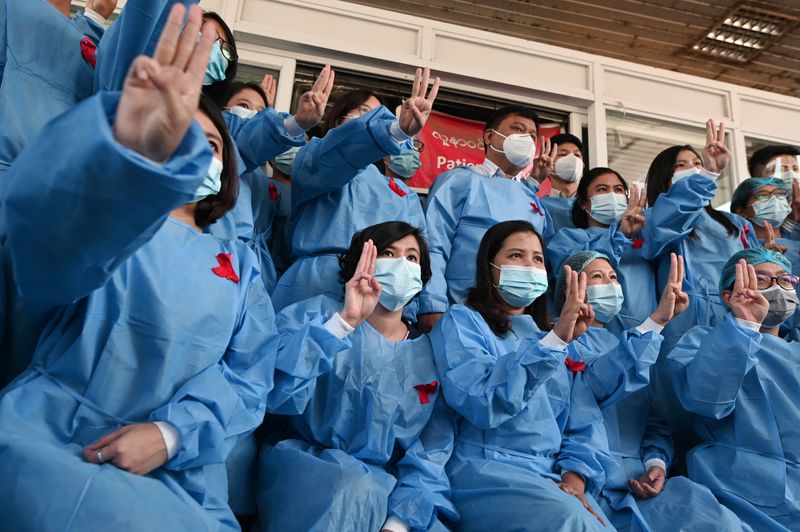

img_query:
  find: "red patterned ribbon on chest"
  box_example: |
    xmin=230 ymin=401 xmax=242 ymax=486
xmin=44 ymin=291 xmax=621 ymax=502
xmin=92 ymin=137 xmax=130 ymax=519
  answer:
xmin=565 ymin=357 xmax=586 ymax=374
xmin=212 ymin=253 xmax=240 ymax=283
xmin=414 ymin=381 xmax=439 ymax=404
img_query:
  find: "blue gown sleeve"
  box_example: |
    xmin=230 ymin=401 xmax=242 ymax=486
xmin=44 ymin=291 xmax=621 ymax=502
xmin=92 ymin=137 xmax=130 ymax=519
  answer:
xmin=639 ymin=390 xmax=674 ymax=469
xmin=291 ymin=106 xmax=411 ymax=207
xmin=268 ymin=298 xmax=354 ymax=415
xmin=547 ymin=225 xmax=629 ymax=273
xmin=641 ymin=172 xmax=717 ymax=260
xmin=432 ymin=307 xmax=567 ymax=430
xmin=150 ymin=273 xmax=278 ymax=470
xmin=71 ymin=11 xmax=105 ymax=43
xmin=417 ymin=172 xmax=465 ymax=314
xmin=667 ymin=313 xmax=762 ymax=419
xmin=94 ymin=0 xmax=199 ymax=92
xmin=0 ymin=0 xmax=6 ymax=85
xmin=387 ymin=396 xmax=459 ymax=530
xmin=557 ymin=372 xmax=614 ymax=496
xmin=576 ymin=329 xmax=662 ymax=409
xmin=3 ymin=92 xmax=209 ymax=306
xmin=223 ymin=110 xmax=306 ymax=174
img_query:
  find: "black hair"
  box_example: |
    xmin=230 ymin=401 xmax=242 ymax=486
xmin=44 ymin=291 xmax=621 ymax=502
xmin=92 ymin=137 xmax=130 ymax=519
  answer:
xmin=201 ymin=12 xmax=238 ymax=107
xmin=195 ymin=93 xmax=238 ymax=228
xmin=645 ymin=145 xmax=737 ymax=238
xmin=323 ymin=90 xmax=384 ymax=134
xmin=484 ymin=105 xmax=540 ymax=132
xmin=465 ymin=220 xmax=551 ymax=336
xmin=748 ymin=144 xmax=800 ymax=177
xmin=571 ymin=167 xmax=628 ymax=228
xmin=338 ymin=221 xmax=432 ymax=287
xmin=223 ymin=81 xmax=269 ymax=109
xmin=550 ymin=133 xmax=584 ymax=153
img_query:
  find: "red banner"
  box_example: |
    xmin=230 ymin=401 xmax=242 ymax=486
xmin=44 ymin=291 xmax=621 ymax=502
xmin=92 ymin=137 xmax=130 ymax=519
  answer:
xmin=408 ymin=111 xmax=563 ymax=191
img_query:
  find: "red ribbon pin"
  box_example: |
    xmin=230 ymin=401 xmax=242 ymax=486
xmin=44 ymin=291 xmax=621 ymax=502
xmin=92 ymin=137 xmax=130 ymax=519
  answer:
xmin=80 ymin=38 xmax=97 ymax=68
xmin=565 ymin=357 xmax=586 ymax=374
xmin=530 ymin=201 xmax=542 ymax=215
xmin=389 ymin=177 xmax=408 ymax=197
xmin=632 ymin=237 xmax=644 ymax=249
xmin=740 ymin=225 xmax=751 ymax=250
xmin=211 ymin=253 xmax=240 ymax=283
xmin=414 ymin=381 xmax=439 ymax=404
xmin=268 ymin=182 xmax=280 ymax=201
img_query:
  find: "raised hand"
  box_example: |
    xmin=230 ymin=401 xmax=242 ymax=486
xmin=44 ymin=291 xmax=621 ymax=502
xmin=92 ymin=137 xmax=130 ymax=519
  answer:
xmin=725 ymin=259 xmax=769 ymax=324
xmin=629 ymin=466 xmax=666 ymax=499
xmin=650 ymin=253 xmax=689 ymax=325
xmin=113 ymin=4 xmax=214 ymax=163
xmin=86 ymin=0 xmax=118 ymax=19
xmin=763 ymin=221 xmax=788 ymax=254
xmin=294 ymin=65 xmax=335 ymax=130
xmin=553 ymin=267 xmax=588 ymax=342
xmin=572 ymin=299 xmax=595 ymax=340
xmin=340 ymin=240 xmax=381 ymax=328
xmin=398 ymin=67 xmax=440 ymax=136
xmin=260 ymin=73 xmax=277 ymax=107
xmin=619 ymin=185 xmax=647 ymax=237
xmin=530 ymin=138 xmax=557 ymax=183
xmin=83 ymin=423 xmax=168 ymax=476
xmin=701 ymin=119 xmax=731 ymax=174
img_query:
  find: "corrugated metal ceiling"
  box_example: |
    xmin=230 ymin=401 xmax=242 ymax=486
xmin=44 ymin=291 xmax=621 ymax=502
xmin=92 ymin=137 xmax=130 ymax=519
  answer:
xmin=345 ymin=0 xmax=800 ymax=97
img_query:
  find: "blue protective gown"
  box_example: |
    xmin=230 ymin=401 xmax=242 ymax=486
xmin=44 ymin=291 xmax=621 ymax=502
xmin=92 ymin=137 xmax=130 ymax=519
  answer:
xmin=430 ymin=304 xmax=614 ymax=531
xmin=548 ymin=225 xmax=657 ymax=335
xmin=0 ymin=0 xmax=99 ymax=175
xmin=574 ymin=326 xmax=750 ymax=531
xmin=0 ymin=93 xmax=346 ymax=531
xmin=256 ymin=295 xmax=458 ymax=531
xmin=541 ymin=195 xmax=575 ymax=233
xmin=668 ymin=314 xmax=800 ymax=531
xmin=270 ymin=107 xmax=428 ymax=312
xmin=419 ymin=169 xmax=554 ymax=314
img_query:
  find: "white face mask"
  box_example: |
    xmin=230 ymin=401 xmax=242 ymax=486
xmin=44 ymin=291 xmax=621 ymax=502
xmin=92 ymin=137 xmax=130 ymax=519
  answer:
xmin=488 ymin=130 xmax=536 ymax=168
xmin=554 ymin=153 xmax=584 ymax=183
xmin=227 ymin=106 xmax=258 ymax=120
xmin=671 ymin=168 xmax=698 ymax=184
xmin=589 ymin=193 xmax=628 ymax=225
xmin=192 ymin=157 xmax=223 ymax=203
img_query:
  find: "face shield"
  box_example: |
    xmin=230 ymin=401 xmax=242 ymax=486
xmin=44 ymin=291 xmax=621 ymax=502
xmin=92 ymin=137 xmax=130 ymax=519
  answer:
xmin=764 ymin=155 xmax=800 ymax=189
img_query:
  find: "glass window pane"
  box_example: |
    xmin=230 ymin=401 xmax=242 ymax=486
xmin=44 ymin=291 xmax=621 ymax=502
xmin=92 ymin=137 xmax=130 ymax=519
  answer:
xmin=606 ymin=110 xmax=734 ymax=208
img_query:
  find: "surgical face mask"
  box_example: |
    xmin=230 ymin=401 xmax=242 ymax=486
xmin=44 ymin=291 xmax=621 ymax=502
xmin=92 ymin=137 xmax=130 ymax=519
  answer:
xmin=554 ymin=153 xmax=584 ymax=183
xmin=374 ymin=257 xmax=423 ymax=312
xmin=193 ymin=157 xmax=223 ymax=203
xmin=492 ymin=264 xmax=548 ymax=308
xmin=227 ymin=106 xmax=258 ymax=120
xmin=387 ymin=151 xmax=422 ymax=178
xmin=760 ymin=285 xmax=799 ymax=328
xmin=273 ymin=146 xmax=301 ymax=176
xmin=203 ymin=41 xmax=229 ymax=85
xmin=752 ymin=196 xmax=791 ymax=227
xmin=586 ymin=283 xmax=624 ymax=323
xmin=489 ymin=130 xmax=536 ymax=168
xmin=589 ymin=193 xmax=628 ymax=226
xmin=671 ymin=168 xmax=698 ymax=185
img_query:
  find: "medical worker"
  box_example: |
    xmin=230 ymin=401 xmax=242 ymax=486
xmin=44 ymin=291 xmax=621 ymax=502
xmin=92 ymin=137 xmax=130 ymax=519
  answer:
xmin=748 ymin=145 xmax=800 ymax=240
xmin=540 ymin=132 xmax=586 ymax=231
xmin=266 ymin=147 xmax=296 ymax=277
xmin=417 ymin=105 xmax=554 ymax=332
xmin=257 ymin=221 xmax=458 ymax=532
xmin=642 ymin=121 xmax=759 ymax=346
xmin=552 ymin=252 xmax=751 ymax=531
xmin=668 ymin=249 xmax=800 ymax=531
xmin=548 ymin=167 xmax=654 ymax=334
xmin=430 ymin=220 xmax=614 ymax=532
xmin=270 ymin=71 xmax=439 ymax=311
xmin=0 ymin=9 xmax=347 ymax=530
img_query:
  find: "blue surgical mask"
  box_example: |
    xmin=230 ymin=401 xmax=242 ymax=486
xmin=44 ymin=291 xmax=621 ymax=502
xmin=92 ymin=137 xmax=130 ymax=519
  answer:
xmin=374 ymin=257 xmax=423 ymax=311
xmin=586 ymin=283 xmax=624 ymax=323
xmin=492 ymin=263 xmax=548 ymax=308
xmin=671 ymin=168 xmax=698 ymax=184
xmin=227 ymin=106 xmax=257 ymax=119
xmin=752 ymin=195 xmax=791 ymax=227
xmin=589 ymin=193 xmax=628 ymax=225
xmin=387 ymin=151 xmax=422 ymax=178
xmin=203 ymin=41 xmax=229 ymax=85
xmin=273 ymin=146 xmax=301 ymax=176
xmin=193 ymin=157 xmax=223 ymax=203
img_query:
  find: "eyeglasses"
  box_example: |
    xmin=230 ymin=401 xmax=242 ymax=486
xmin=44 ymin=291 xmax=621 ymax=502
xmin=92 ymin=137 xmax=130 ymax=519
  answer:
xmin=750 ymin=189 xmax=789 ymax=203
xmin=756 ymin=273 xmax=799 ymax=291
xmin=202 ymin=22 xmax=237 ymax=62
xmin=413 ymin=139 xmax=425 ymax=153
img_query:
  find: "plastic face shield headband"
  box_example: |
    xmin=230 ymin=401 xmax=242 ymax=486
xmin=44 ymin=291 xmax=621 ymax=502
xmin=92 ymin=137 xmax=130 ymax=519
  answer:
xmin=765 ymin=155 xmax=800 ymax=181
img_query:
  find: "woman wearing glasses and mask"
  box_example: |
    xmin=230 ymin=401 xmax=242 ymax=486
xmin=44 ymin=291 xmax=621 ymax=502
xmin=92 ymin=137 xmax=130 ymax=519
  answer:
xmin=257 ymin=221 xmax=457 ymax=532
xmin=668 ymin=248 xmax=800 ymax=531
xmin=270 ymin=72 xmax=440 ymax=313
